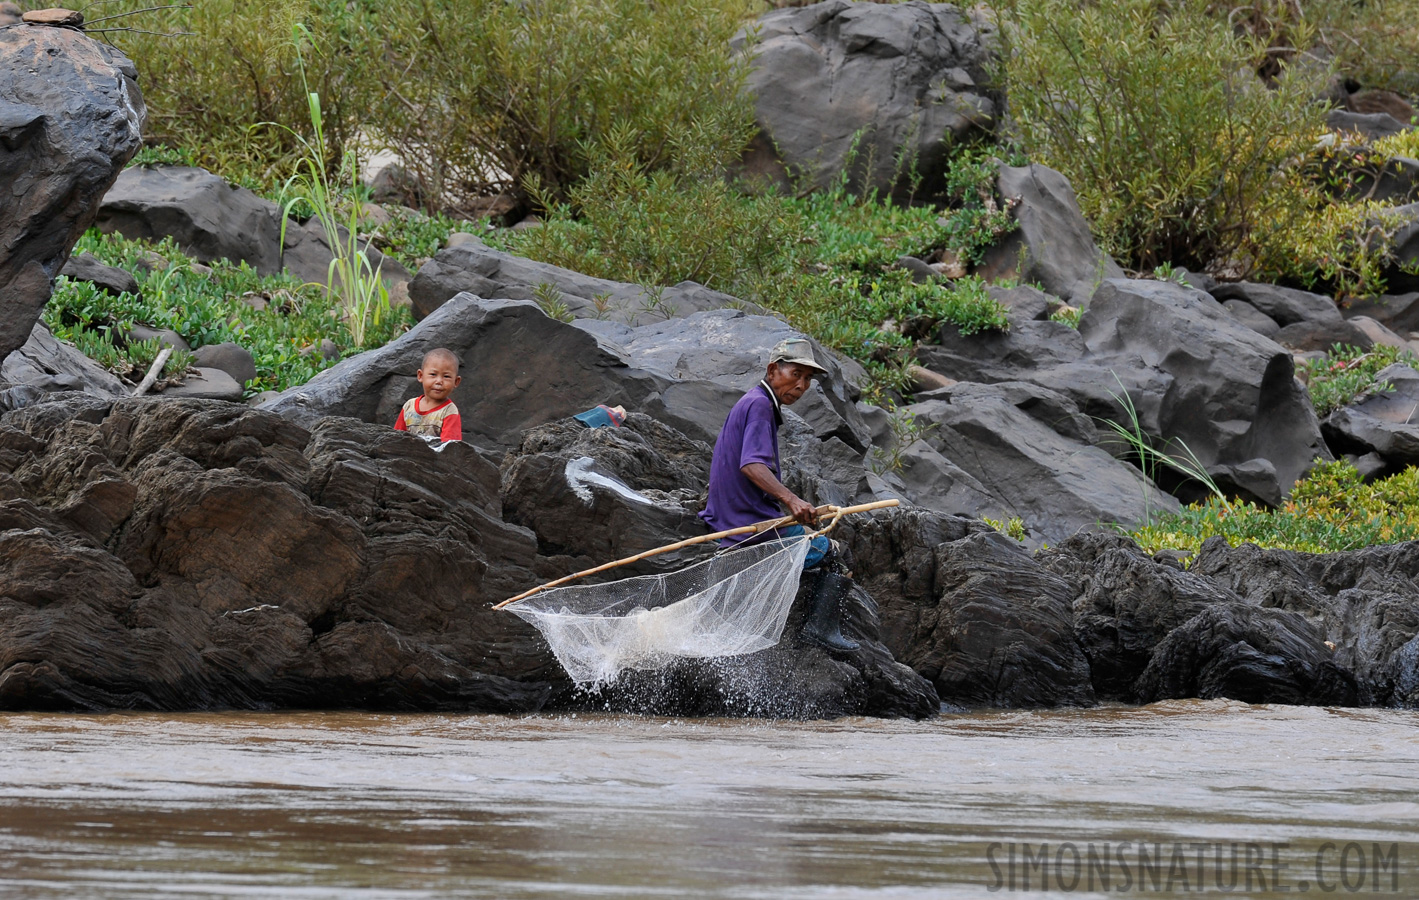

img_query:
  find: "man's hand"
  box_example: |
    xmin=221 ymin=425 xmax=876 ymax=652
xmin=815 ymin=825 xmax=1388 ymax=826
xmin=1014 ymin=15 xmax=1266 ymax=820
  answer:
xmin=742 ymin=463 xmax=817 ymax=525
xmin=785 ymin=494 xmax=818 ymax=525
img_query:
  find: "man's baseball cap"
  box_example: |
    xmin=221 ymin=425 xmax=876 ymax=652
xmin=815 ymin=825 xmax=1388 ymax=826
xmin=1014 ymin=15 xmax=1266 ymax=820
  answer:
xmin=769 ymin=338 xmax=828 ymax=374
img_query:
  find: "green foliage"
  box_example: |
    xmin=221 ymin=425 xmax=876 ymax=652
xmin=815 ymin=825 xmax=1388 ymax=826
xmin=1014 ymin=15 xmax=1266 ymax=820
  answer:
xmin=371 ymin=210 xmax=486 ymax=270
xmin=1299 ymin=343 xmax=1419 ymax=416
xmin=995 ymin=0 xmax=1347 ymax=281
xmin=532 ymin=282 xmax=575 ymax=324
xmin=1130 ymin=460 xmax=1419 ymax=554
xmin=938 ymin=149 xmax=1019 ymax=264
xmin=1374 ymin=130 xmax=1419 ymax=162
xmin=983 ymin=516 xmax=1028 ymax=542
xmin=94 ymin=0 xmax=757 ymax=208
xmin=1049 ymin=305 xmax=1082 ymax=329
xmin=45 ymin=231 xmax=410 ymax=395
xmin=867 ymin=408 xmax=937 ymax=475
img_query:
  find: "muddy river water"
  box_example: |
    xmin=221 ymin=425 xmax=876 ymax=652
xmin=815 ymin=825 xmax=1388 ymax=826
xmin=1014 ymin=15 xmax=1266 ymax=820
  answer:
xmin=2 ymin=701 xmax=1418 ymax=898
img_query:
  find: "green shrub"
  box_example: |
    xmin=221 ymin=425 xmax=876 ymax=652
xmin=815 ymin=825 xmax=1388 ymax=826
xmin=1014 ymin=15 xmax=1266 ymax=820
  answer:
xmin=994 ymin=0 xmax=1347 ymax=280
xmin=46 ymin=231 xmax=410 ymax=395
xmin=1299 ymin=343 xmax=1419 ymax=416
xmin=1130 ymin=459 xmax=1419 ymax=554
xmin=938 ymin=148 xmax=1020 ymax=265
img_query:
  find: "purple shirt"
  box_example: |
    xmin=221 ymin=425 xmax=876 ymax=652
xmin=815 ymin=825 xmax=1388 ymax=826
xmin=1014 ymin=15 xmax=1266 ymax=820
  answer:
xmin=700 ymin=382 xmax=785 ymax=545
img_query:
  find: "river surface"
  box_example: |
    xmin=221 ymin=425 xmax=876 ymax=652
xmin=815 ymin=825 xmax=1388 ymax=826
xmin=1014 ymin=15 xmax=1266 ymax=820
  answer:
xmin=2 ymin=701 xmax=1418 ymax=898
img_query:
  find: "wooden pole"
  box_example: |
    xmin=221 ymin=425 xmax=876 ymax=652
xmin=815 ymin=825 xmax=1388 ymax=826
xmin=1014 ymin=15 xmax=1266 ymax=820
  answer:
xmin=494 ymin=498 xmax=899 ymax=610
xmin=131 ymin=346 xmax=174 ymax=397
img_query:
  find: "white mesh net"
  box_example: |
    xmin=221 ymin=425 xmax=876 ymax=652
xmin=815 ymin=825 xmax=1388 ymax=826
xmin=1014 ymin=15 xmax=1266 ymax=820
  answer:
xmin=507 ymin=536 xmax=811 ymax=685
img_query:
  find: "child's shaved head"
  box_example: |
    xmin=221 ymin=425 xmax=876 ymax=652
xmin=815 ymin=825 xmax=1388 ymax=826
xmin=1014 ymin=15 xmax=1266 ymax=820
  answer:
xmin=421 ymin=348 xmax=459 ymax=373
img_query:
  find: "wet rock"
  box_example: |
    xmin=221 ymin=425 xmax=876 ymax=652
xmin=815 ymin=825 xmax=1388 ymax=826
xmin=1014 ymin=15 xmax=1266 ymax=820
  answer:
xmin=59 ymin=251 xmax=139 ymax=296
xmin=978 ymin=162 xmax=1125 ymax=306
xmin=890 ymin=532 xmax=1095 ymax=707
xmin=0 ymin=24 xmax=144 ymax=359
xmin=408 ymin=235 xmax=750 ymax=323
xmin=732 ymin=0 xmax=997 ymax=198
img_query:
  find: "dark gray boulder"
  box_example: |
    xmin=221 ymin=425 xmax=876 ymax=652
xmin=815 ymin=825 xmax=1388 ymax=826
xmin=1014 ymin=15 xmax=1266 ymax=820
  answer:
xmin=1321 ymin=363 xmax=1419 ymax=470
xmin=1344 ymin=292 xmax=1419 ymax=334
xmin=279 ymin=216 xmax=410 ymax=288
xmin=731 ymin=0 xmax=997 ymax=197
xmin=904 ymin=382 xmax=1178 ymax=542
xmin=407 ymin=235 xmax=749 ymax=323
xmin=158 ymin=367 xmax=244 ymax=401
xmin=192 ymin=342 xmax=258 ymax=387
xmin=917 ymin=318 xmax=1089 ymax=384
xmin=987 ymin=283 xmax=1054 ymax=325
xmin=1209 ymin=281 xmax=1341 ymax=326
xmin=1326 ymin=109 xmax=1412 ymax=142
xmin=98 ymin=166 xmax=283 ymax=274
xmin=60 ymin=251 xmax=139 ymax=297
xmin=1222 ymin=299 xmax=1282 ymax=337
xmin=1080 ymin=278 xmax=1330 ymax=504
xmin=978 ymin=163 xmax=1125 ymax=306
xmin=0 ymin=24 xmax=144 ymax=359
xmin=1273 ymin=318 xmax=1375 ymax=352
xmin=1382 ymin=201 xmax=1419 ymax=293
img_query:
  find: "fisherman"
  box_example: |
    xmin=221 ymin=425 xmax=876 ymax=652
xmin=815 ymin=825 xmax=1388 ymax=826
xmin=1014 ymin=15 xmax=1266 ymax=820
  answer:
xmin=700 ymin=338 xmax=859 ymax=653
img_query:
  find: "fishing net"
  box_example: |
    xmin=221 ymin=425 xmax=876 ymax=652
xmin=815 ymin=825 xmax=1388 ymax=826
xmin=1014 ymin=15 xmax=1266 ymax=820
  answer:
xmin=507 ymin=536 xmax=811 ymax=685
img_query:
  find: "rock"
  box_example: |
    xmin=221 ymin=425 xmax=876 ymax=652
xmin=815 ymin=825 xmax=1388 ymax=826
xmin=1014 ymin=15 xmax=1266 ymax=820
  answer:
xmin=279 ymin=215 xmax=410 ymax=289
xmin=1346 ymin=89 xmax=1416 ymax=124
xmin=891 ymin=255 xmax=941 ymax=284
xmin=579 ymin=308 xmax=871 ymax=450
xmin=1209 ymin=281 xmax=1341 ymax=326
xmin=0 ymin=323 xmax=127 ymax=406
xmin=880 ymin=532 xmax=1095 ymax=707
xmin=1273 ymin=318 xmax=1375 ymax=352
xmin=977 ymin=163 xmax=1125 ymax=306
xmin=0 ymin=24 xmax=144 ymax=359
xmin=986 ymin=283 xmax=1053 ymax=325
xmin=407 ymin=236 xmax=754 ymax=323
xmin=1134 ymin=603 xmax=1358 ymax=705
xmin=97 ymin=166 xmax=283 ymax=274
xmin=1222 ymin=299 xmax=1281 ymax=337
xmin=889 ymin=440 xmax=1004 ymax=520
xmin=731 ymin=0 xmax=997 ymax=198
xmin=1326 ymin=109 xmax=1411 ymax=142
xmin=21 ymin=7 xmax=82 ymax=27
xmin=917 ymin=319 xmax=1089 ymax=384
xmin=319 ymin=338 xmax=339 ymax=362
xmin=0 ymin=2 xmax=20 ymax=25
xmin=1346 ymin=451 xmax=1388 ymax=481
xmin=261 ymin=295 xmax=671 ymax=449
xmin=1345 ymin=315 xmax=1410 ymax=349
xmin=59 ymin=251 xmax=138 ymax=296
xmin=1381 ymin=202 xmax=1419 ymax=293
xmin=1080 ymin=278 xmax=1330 ymax=504
xmin=367 ymin=164 xmax=425 ymax=207
xmin=1321 ymin=364 xmax=1419 ymax=470
xmin=0 ymin=396 xmax=943 ymax=718
xmin=158 ymin=367 xmax=243 ymax=401
xmin=904 ymin=382 xmax=1179 ymax=542
xmin=1344 ymin=292 xmax=1419 ymax=333
xmin=123 ymin=324 xmax=190 ymax=352
xmin=192 ymin=342 xmax=257 ymax=386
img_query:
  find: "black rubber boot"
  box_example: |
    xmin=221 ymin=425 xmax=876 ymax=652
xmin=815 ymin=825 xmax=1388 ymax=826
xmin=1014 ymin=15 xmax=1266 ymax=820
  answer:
xmin=799 ymin=570 xmax=860 ymax=654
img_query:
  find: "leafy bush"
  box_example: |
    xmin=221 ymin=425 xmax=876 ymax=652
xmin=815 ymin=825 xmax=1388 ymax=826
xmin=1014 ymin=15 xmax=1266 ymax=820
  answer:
xmin=1130 ymin=460 xmax=1419 ymax=554
xmin=46 ymin=231 xmax=410 ymax=395
xmin=994 ymin=0 xmax=1341 ymax=278
xmin=938 ymin=148 xmax=1020 ymax=265
xmin=1299 ymin=343 xmax=1419 ymax=416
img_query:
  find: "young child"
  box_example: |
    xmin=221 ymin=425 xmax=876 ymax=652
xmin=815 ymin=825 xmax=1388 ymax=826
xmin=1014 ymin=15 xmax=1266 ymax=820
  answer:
xmin=394 ymin=348 xmax=463 ymax=445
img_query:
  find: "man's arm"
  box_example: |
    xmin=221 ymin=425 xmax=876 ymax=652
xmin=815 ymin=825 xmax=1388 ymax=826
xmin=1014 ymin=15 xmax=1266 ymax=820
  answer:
xmin=741 ymin=463 xmax=816 ymax=525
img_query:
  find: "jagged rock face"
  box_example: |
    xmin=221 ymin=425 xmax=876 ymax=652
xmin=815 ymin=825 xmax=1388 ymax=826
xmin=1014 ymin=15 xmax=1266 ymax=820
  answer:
xmin=1 ymin=323 xmax=127 ymax=409
xmin=733 ymin=0 xmax=997 ymax=198
xmin=1323 ymin=364 xmax=1419 ymax=473
xmin=0 ymin=396 xmax=943 ymax=719
xmin=0 ymin=24 xmax=145 ymax=359
xmin=0 ymin=397 xmax=557 ymax=712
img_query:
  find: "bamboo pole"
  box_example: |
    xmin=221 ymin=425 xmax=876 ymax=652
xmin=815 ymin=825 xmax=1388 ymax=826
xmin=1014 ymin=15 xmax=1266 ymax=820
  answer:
xmin=494 ymin=499 xmax=899 ymax=610
xmin=131 ymin=346 xmax=174 ymax=397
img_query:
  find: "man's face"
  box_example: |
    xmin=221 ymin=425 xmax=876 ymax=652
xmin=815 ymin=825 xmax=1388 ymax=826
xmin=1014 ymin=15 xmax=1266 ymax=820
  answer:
xmin=764 ymin=362 xmax=816 ymax=406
